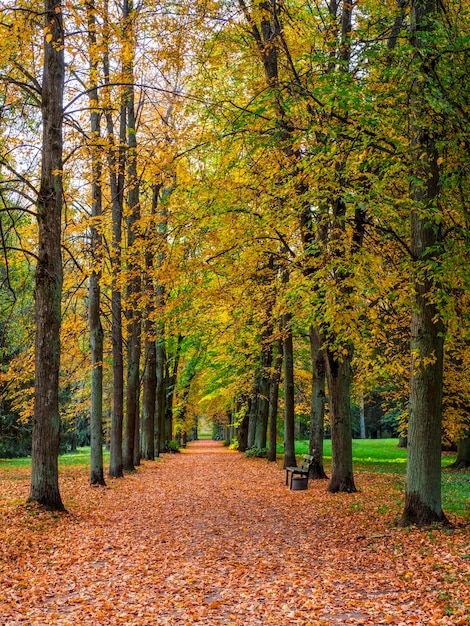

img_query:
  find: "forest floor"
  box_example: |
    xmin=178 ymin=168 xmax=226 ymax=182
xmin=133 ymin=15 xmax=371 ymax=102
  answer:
xmin=0 ymin=440 xmax=469 ymax=625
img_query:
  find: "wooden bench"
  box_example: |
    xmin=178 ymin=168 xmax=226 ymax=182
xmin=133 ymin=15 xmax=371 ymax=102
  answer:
xmin=285 ymin=454 xmax=314 ymax=489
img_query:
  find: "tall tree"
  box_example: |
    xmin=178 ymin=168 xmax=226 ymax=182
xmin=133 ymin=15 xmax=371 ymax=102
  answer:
xmin=122 ymin=0 xmax=142 ymax=472
xmin=105 ymin=0 xmax=126 ymax=478
xmin=29 ymin=0 xmax=65 ymax=510
xmin=86 ymin=0 xmax=106 ymax=487
xmin=400 ymin=0 xmax=448 ymax=526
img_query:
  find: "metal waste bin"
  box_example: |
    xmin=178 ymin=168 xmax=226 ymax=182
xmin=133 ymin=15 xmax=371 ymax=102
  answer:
xmin=291 ymin=477 xmax=308 ymax=490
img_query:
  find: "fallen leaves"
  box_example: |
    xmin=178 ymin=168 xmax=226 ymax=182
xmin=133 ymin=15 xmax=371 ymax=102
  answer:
xmin=0 ymin=440 xmax=468 ymax=625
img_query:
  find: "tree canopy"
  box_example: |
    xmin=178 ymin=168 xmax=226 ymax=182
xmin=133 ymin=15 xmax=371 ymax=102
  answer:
xmin=0 ymin=0 xmax=469 ymax=522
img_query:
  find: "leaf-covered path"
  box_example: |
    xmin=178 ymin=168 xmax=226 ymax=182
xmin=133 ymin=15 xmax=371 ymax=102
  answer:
xmin=1 ymin=440 xmax=469 ymax=625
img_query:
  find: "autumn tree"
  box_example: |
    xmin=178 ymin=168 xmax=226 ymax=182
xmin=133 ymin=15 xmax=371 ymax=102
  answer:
xmin=85 ymin=0 xmax=106 ymax=487
xmin=29 ymin=0 xmax=66 ymax=510
xmin=400 ymin=0 xmax=449 ymax=526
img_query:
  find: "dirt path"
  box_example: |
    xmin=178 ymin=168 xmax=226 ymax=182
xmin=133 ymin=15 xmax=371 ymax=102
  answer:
xmin=0 ymin=440 xmax=468 ymax=625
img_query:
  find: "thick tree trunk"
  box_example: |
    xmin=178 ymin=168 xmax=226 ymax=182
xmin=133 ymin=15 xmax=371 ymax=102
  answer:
xmin=400 ymin=0 xmax=448 ymax=527
xmin=325 ymin=346 xmax=357 ymax=493
xmin=309 ymin=328 xmax=328 ymax=479
xmin=87 ymin=0 xmax=105 ymax=487
xmin=29 ymin=0 xmax=65 ymax=511
xmin=268 ymin=338 xmax=282 ymax=462
xmin=283 ymin=313 xmax=296 ymax=468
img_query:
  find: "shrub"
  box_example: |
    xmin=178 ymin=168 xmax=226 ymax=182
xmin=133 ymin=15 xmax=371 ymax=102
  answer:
xmin=244 ymin=447 xmax=268 ymax=458
xmin=165 ymin=440 xmax=181 ymax=453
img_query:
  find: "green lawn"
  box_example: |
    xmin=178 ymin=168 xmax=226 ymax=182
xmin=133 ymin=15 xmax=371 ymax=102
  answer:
xmin=285 ymin=438 xmax=468 ymax=519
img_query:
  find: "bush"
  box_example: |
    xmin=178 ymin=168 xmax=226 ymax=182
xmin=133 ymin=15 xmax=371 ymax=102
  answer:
xmin=244 ymin=447 xmax=268 ymax=458
xmin=165 ymin=440 xmax=181 ymax=453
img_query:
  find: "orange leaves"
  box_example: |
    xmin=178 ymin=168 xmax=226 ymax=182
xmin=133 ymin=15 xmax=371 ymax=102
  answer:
xmin=0 ymin=441 xmax=469 ymax=624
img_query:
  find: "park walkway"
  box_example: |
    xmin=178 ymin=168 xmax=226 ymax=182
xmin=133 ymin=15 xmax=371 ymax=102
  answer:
xmin=1 ymin=440 xmax=468 ymax=625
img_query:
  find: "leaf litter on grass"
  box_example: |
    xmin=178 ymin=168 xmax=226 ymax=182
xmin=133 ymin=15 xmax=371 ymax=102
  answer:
xmin=0 ymin=440 xmax=468 ymax=625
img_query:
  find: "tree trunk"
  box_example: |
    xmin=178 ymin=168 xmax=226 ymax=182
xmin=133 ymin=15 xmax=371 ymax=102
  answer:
xmin=309 ymin=328 xmax=328 ymax=479
xmin=140 ymin=186 xmax=160 ymax=461
xmin=141 ymin=335 xmax=156 ymax=460
xmin=400 ymin=0 xmax=448 ymax=527
xmin=237 ymin=398 xmax=250 ymax=453
xmin=325 ymin=346 xmax=357 ymax=493
xmin=268 ymin=338 xmax=282 ymax=462
xmin=359 ymin=392 xmax=366 ymax=440
xmin=247 ymin=384 xmax=258 ymax=449
xmin=155 ymin=337 xmax=166 ymax=454
xmin=89 ymin=285 xmax=105 ymax=485
xmin=29 ymin=0 xmax=65 ymax=511
xmin=283 ymin=313 xmax=296 ymax=469
xmin=254 ymin=333 xmax=273 ymax=449
xmin=86 ymin=0 xmax=106 ymax=487
xmin=105 ymin=0 xmax=126 ymax=478
xmin=450 ymin=437 xmax=470 ymax=470
xmin=163 ymin=334 xmax=182 ymax=446
xmin=122 ymin=0 xmax=141 ymax=472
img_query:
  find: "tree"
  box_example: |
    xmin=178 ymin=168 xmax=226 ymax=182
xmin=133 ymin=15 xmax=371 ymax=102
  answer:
xmin=400 ymin=0 xmax=448 ymax=527
xmin=103 ymin=0 xmax=126 ymax=479
xmin=28 ymin=0 xmax=65 ymax=510
xmin=122 ymin=0 xmax=142 ymax=472
xmin=86 ymin=0 xmax=106 ymax=487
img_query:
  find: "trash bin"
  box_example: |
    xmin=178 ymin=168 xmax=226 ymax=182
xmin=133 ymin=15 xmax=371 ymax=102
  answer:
xmin=291 ymin=477 xmax=308 ymax=490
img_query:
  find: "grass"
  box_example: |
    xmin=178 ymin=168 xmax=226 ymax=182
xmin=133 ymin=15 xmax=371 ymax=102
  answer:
xmin=281 ymin=438 xmax=468 ymax=519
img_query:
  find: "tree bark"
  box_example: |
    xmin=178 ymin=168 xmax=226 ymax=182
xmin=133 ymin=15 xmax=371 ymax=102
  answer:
xmin=29 ymin=0 xmax=65 ymax=511
xmin=254 ymin=318 xmax=274 ymax=449
xmin=86 ymin=0 xmax=106 ymax=487
xmin=400 ymin=0 xmax=448 ymax=527
xmin=309 ymin=328 xmax=328 ymax=479
xmin=122 ymin=0 xmax=141 ymax=472
xmin=268 ymin=338 xmax=283 ymax=462
xmin=325 ymin=345 xmax=357 ymax=493
xmin=450 ymin=437 xmax=470 ymax=470
xmin=141 ymin=185 xmax=160 ymax=461
xmin=237 ymin=397 xmax=250 ymax=453
xmin=155 ymin=336 xmax=166 ymax=454
xmin=283 ymin=313 xmax=296 ymax=468
xmin=104 ymin=0 xmax=126 ymax=478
